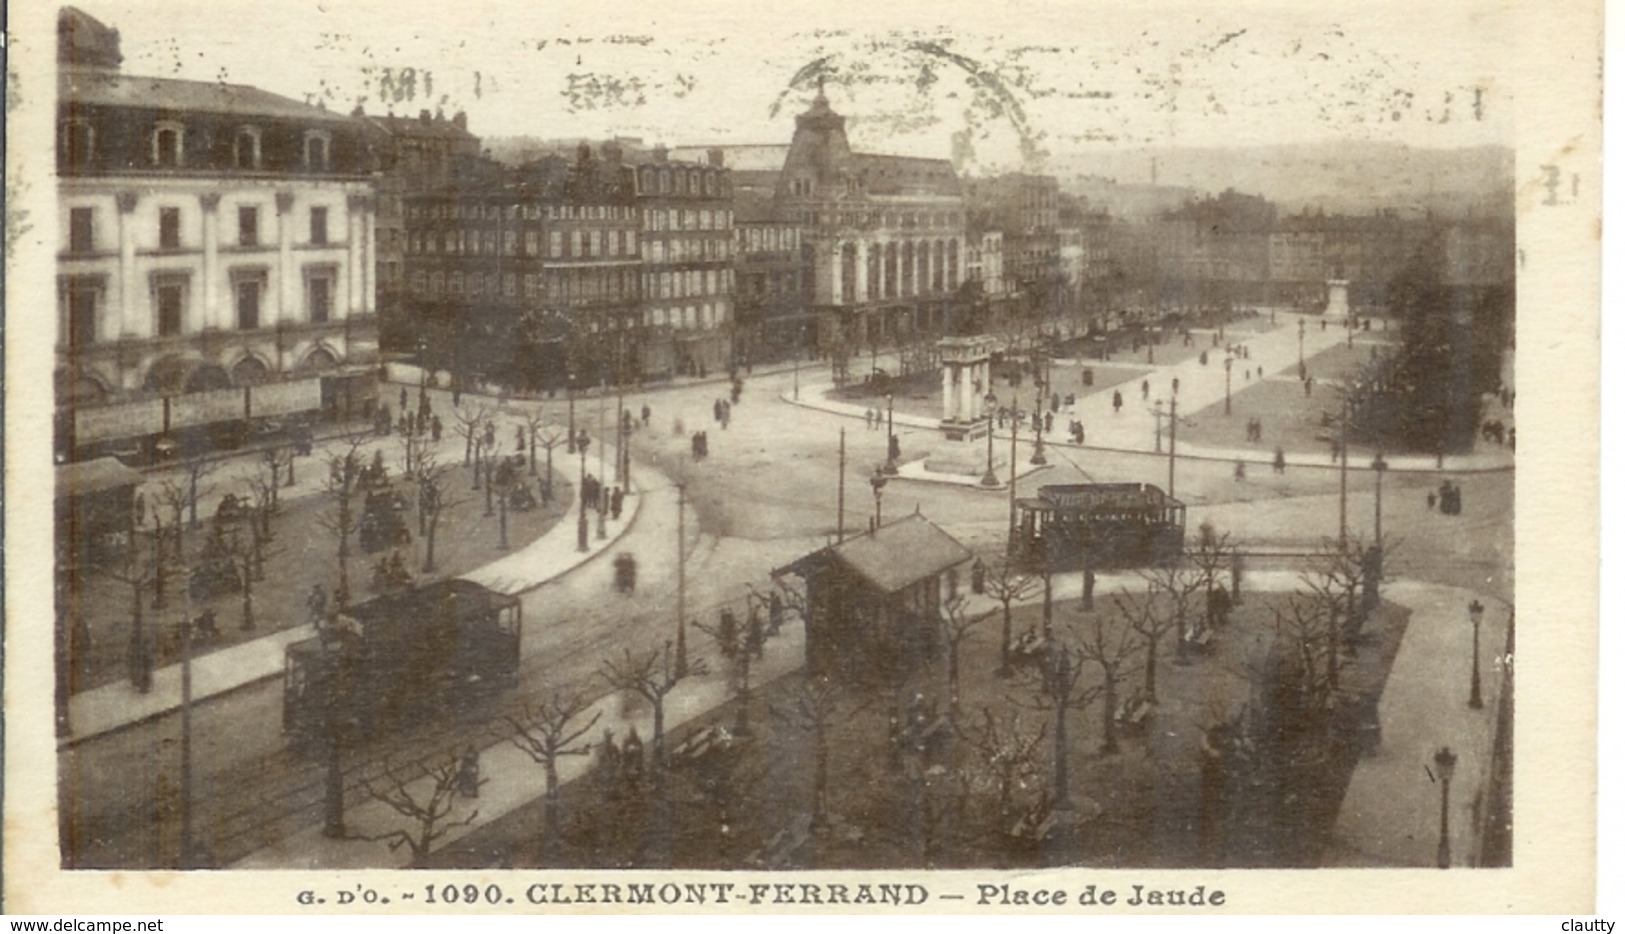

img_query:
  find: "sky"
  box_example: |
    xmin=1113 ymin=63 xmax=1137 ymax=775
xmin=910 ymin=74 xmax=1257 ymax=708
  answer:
xmin=66 ymin=0 xmax=1515 ymax=174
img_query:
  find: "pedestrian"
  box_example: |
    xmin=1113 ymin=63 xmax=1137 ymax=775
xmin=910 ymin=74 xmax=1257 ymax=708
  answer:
xmin=516 ymin=424 xmax=525 ymax=451
xmin=864 ymin=408 xmax=873 ymax=431
xmin=399 ymin=386 xmax=408 ymax=411
xmin=431 ymin=415 xmax=443 ymax=442
xmin=1113 ymin=390 xmax=1123 ymax=414
xmin=307 ymin=583 xmax=328 ymax=626
xmin=1172 ymin=377 xmax=1180 ymax=395
xmin=611 ymin=487 xmax=624 ymax=520
xmin=641 ymin=403 xmax=651 ymax=427
xmin=458 ymin=745 xmax=482 ymax=798
xmin=1273 ymin=446 xmax=1286 ymax=474
xmin=1141 ymin=379 xmax=1150 ymax=400
xmin=1234 ymin=460 xmax=1246 ymax=482
xmin=452 ymin=387 xmax=461 ymax=407
xmin=1304 ymin=378 xmax=1313 ymax=398
xmin=1044 ymin=411 xmax=1053 ymax=434
xmin=1258 ymin=366 xmax=1264 ymax=380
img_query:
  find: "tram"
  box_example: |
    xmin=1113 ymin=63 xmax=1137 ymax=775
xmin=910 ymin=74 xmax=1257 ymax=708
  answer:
xmin=1011 ymin=483 xmax=1186 ymax=572
xmin=282 ymin=579 xmax=522 ymax=744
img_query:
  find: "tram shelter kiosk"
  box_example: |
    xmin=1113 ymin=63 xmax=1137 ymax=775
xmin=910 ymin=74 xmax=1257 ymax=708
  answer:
xmin=1012 ymin=483 xmax=1187 ymax=573
xmin=776 ymin=513 xmax=973 ymax=682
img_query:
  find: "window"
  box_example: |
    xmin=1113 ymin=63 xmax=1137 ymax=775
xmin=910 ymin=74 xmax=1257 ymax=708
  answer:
xmin=61 ymin=121 xmax=95 ymax=169
xmin=154 ymin=124 xmax=182 ymax=167
xmin=451 ymin=272 xmax=465 ymax=296
xmin=550 ymin=231 xmax=562 ymax=256
xmin=310 ymin=207 xmax=329 ymax=245
xmin=235 ymin=276 xmax=262 ymax=330
xmin=411 ymin=270 xmax=426 ymax=294
xmin=239 ymin=206 xmax=259 ymax=246
xmin=306 ymin=269 xmax=334 ymax=323
xmin=235 ymin=128 xmax=261 ymax=169
xmin=69 ymin=207 xmax=94 ymax=253
xmin=429 ymin=272 xmax=443 ymax=296
xmin=153 ymin=275 xmax=186 ymax=336
xmin=65 ymin=280 xmax=100 ymax=347
xmin=589 ymin=230 xmax=602 ymax=257
xmin=524 ymin=274 xmax=537 ymax=298
xmin=571 ymin=230 xmax=584 ymax=257
xmin=504 ymin=273 xmax=516 ymax=297
xmin=504 ymin=231 xmax=516 ymax=255
xmin=525 ymin=231 xmax=539 ymax=255
xmin=305 ymin=131 xmax=331 ymax=171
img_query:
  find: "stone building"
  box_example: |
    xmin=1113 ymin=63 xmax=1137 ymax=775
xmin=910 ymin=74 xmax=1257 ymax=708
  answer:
xmin=55 ymin=7 xmax=378 ymax=463
xmin=773 ymin=84 xmax=969 ymax=366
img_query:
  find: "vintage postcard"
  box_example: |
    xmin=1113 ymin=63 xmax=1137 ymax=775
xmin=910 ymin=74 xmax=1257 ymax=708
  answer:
xmin=3 ymin=0 xmax=1601 ymax=915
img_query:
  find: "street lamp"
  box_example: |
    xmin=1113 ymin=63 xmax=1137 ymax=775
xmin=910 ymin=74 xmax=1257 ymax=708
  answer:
xmin=1298 ymin=317 xmax=1307 ymax=371
xmin=1468 ymin=599 xmax=1485 ymax=710
xmin=869 ymin=469 xmax=887 ymax=529
xmin=1372 ymin=452 xmax=1388 ymax=546
xmin=982 ymin=391 xmax=1000 ymax=487
xmin=566 ymin=372 xmax=578 ymax=454
xmin=883 ymin=393 xmax=898 ymax=475
xmin=1153 ymin=399 xmax=1164 ymax=454
xmin=1223 ymin=354 xmax=1233 ymax=416
xmin=576 ymin=430 xmax=590 ymax=553
xmin=597 ymin=383 xmax=608 ymax=541
xmin=1030 ymin=376 xmax=1047 ymax=466
xmin=1433 ymin=746 xmax=1457 ymax=868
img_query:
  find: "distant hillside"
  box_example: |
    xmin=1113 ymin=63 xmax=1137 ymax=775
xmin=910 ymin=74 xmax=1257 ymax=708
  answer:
xmin=1049 ymin=142 xmax=1514 ymax=218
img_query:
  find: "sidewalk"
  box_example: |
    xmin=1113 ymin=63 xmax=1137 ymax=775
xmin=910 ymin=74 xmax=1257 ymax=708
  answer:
xmin=59 ymin=437 xmax=641 ymax=749
xmin=782 ymin=314 xmax=1514 ymax=477
xmin=234 ymin=622 xmax=808 ymax=869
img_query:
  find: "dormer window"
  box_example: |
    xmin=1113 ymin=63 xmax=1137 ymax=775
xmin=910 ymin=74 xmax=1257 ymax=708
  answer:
xmin=153 ymin=121 xmax=184 ymax=168
xmin=60 ymin=120 xmax=95 ymax=171
xmin=235 ymin=127 xmax=262 ymax=170
xmin=304 ymin=130 xmax=332 ymax=172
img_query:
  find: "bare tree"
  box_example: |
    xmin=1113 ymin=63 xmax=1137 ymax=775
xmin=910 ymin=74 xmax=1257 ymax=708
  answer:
xmin=770 ymin=674 xmax=850 ymax=831
xmin=105 ymin=524 xmax=163 ymax=691
xmin=1071 ymin=615 xmax=1142 ymax=755
xmin=257 ymin=448 xmax=285 ymax=510
xmin=508 ymin=687 xmax=602 ymax=856
xmin=1117 ymin=582 xmax=1174 ymax=701
xmin=1016 ymin=643 xmax=1100 ymax=811
xmin=698 ymin=606 xmax=763 ymax=737
xmin=1297 ymin=535 xmax=1375 ymax=699
xmin=1139 ymin=559 xmax=1206 ymax=667
xmin=535 ymin=426 xmax=566 ymax=506
xmin=452 ymin=402 xmax=491 ymax=467
xmin=220 ymin=506 xmax=281 ymax=632
xmin=941 ymin=595 xmax=991 ymax=712
xmin=1188 ymin=524 xmax=1235 ymax=628
xmin=985 ymin=560 xmax=1039 ymax=676
xmin=359 ymin=752 xmax=480 ymax=863
xmin=1271 ymin=593 xmax=1333 ymax=719
xmin=416 ymin=455 xmax=465 ymax=574
xmin=178 ymin=455 xmax=218 ymax=532
xmin=520 ymin=409 xmax=551 ymax=477
xmin=317 ymin=434 xmax=369 ymax=613
xmin=961 ymin=706 xmax=1047 ymax=824
xmin=599 ymin=643 xmax=697 ymax=768
xmin=155 ymin=478 xmax=190 ymax=563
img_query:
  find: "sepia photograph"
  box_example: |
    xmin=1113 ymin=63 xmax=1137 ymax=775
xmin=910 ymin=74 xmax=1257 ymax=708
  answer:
xmin=3 ymin=0 xmax=1601 ymax=914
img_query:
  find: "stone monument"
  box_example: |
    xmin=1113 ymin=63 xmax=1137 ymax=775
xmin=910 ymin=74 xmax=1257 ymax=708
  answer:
xmin=937 ymin=335 xmax=996 ymax=441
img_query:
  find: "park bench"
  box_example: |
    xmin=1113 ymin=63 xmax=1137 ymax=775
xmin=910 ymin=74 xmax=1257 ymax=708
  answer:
xmin=671 ymin=725 xmax=734 ymax=766
xmin=1117 ymin=696 xmax=1153 ymax=734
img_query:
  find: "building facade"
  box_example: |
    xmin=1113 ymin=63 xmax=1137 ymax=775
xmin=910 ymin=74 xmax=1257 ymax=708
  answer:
xmin=55 ymin=7 xmax=378 ymax=462
xmin=772 ymin=85 xmax=968 ymax=373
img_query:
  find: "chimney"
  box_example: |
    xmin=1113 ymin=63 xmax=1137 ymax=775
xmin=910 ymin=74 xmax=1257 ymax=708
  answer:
xmin=419 ymin=109 xmax=432 ymax=125
xmin=452 ymin=111 xmax=468 ymax=130
xmin=707 ymin=148 xmax=724 ymax=168
xmin=653 ymin=144 xmax=669 ymax=164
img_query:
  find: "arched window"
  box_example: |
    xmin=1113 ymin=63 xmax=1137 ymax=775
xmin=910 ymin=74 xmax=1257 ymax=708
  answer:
xmin=235 ymin=127 xmax=262 ymax=170
xmin=304 ymin=130 xmax=332 ymax=172
xmin=153 ymin=122 xmax=184 ymax=167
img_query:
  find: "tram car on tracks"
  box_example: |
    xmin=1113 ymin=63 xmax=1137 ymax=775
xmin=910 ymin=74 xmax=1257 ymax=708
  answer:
xmin=282 ymin=579 xmax=522 ymax=744
xmin=1011 ymin=483 xmax=1186 ymax=572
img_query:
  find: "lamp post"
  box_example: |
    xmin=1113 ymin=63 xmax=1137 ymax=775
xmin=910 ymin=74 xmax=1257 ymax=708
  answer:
xmin=870 ymin=470 xmax=887 ymax=529
xmin=1433 ymin=746 xmax=1457 ymax=868
xmin=566 ymin=371 xmax=577 ymax=453
xmin=883 ymin=392 xmax=898 ymax=475
xmin=1468 ymin=599 xmax=1485 ymax=710
xmin=1166 ymin=396 xmax=1178 ymax=499
xmin=1153 ymin=399 xmax=1164 ymax=454
xmin=1372 ymin=452 xmax=1388 ymax=546
xmin=981 ymin=391 xmax=1000 ymax=487
xmin=1030 ymin=376 xmax=1047 ymax=466
xmin=1298 ymin=317 xmax=1307 ymax=370
xmin=676 ymin=480 xmax=689 ymax=678
xmin=1223 ymin=354 xmax=1233 ymax=416
xmin=597 ymin=383 xmax=607 ymax=541
xmin=576 ymin=431 xmax=590 ymax=553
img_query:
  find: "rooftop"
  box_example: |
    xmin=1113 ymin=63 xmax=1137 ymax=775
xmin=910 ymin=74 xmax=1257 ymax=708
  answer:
xmin=60 ymin=67 xmax=355 ymax=124
xmin=824 ymin=512 xmax=973 ymax=594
